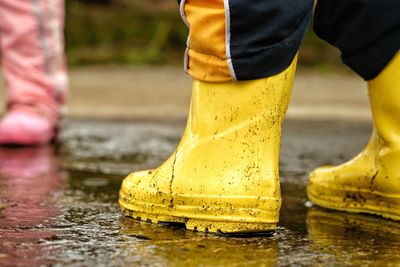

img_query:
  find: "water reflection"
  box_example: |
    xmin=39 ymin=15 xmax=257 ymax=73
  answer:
xmin=0 ymin=146 xmax=66 ymax=266
xmin=306 ymin=207 xmax=400 ymax=266
xmin=119 ymin=216 xmax=278 ymax=267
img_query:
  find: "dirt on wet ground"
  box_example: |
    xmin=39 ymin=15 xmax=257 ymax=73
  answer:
xmin=1 ymin=118 xmax=400 ymax=267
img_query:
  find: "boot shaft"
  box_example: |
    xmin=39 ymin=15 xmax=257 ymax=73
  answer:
xmin=368 ymin=52 xmax=400 ymax=149
xmin=188 ymin=57 xmax=297 ymax=138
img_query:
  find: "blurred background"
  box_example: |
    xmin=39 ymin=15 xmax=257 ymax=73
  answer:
xmin=0 ymin=0 xmax=371 ymax=121
xmin=64 ymin=0 xmax=370 ymax=121
xmin=66 ymin=0 xmax=341 ymax=68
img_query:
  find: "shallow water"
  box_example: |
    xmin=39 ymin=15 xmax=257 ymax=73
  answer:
xmin=1 ymin=119 xmax=399 ymax=267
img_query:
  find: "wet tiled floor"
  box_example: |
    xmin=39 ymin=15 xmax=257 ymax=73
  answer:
xmin=1 ymin=118 xmax=399 ymax=267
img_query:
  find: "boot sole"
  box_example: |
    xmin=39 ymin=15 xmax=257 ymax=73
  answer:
xmin=119 ymin=195 xmax=279 ymax=235
xmin=308 ymin=184 xmax=400 ymax=221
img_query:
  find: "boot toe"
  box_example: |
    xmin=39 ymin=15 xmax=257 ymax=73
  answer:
xmin=307 ymin=165 xmax=341 ymax=209
xmin=119 ymin=169 xmax=172 ymax=208
xmin=120 ymin=170 xmax=153 ymax=199
xmin=0 ymin=111 xmax=55 ymax=145
xmin=308 ymin=165 xmax=335 ymax=186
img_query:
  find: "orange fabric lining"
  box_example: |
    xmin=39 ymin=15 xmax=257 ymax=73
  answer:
xmin=184 ymin=0 xmax=232 ymax=82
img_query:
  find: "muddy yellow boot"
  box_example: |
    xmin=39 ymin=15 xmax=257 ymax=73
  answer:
xmin=119 ymin=58 xmax=297 ymax=234
xmin=308 ymin=52 xmax=400 ymax=220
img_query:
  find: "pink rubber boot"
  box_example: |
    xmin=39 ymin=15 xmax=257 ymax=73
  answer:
xmin=0 ymin=109 xmax=57 ymax=145
xmin=0 ymin=0 xmax=67 ymax=145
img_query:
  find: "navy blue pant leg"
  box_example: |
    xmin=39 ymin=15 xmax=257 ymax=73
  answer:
xmin=228 ymin=0 xmax=313 ymax=80
xmin=314 ymin=0 xmax=400 ymax=80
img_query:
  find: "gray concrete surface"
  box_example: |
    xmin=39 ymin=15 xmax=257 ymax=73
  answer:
xmin=0 ymin=65 xmax=371 ymax=121
xmin=3 ymin=118 xmax=397 ymax=267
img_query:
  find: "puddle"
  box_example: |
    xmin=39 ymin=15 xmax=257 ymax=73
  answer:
xmin=1 ymin=118 xmax=399 ymax=266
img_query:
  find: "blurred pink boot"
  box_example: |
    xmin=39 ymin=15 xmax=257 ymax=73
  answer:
xmin=0 ymin=109 xmax=57 ymax=145
xmin=0 ymin=0 xmax=67 ymax=145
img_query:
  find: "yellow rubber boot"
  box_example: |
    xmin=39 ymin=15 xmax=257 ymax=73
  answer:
xmin=307 ymin=52 xmax=400 ymax=220
xmin=119 ymin=57 xmax=297 ymax=234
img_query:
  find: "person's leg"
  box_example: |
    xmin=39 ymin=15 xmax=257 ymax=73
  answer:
xmin=119 ymin=0 xmax=312 ymax=234
xmin=181 ymin=0 xmax=312 ymax=82
xmin=0 ymin=0 xmax=67 ymax=145
xmin=313 ymin=0 xmax=400 ymax=81
xmin=308 ymin=0 xmax=400 ymax=220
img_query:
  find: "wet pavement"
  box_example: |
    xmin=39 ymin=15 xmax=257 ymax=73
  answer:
xmin=1 ymin=118 xmax=400 ymax=267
